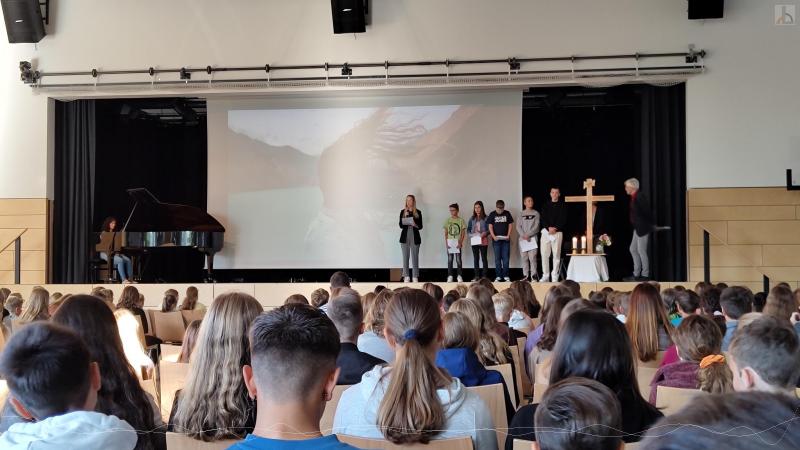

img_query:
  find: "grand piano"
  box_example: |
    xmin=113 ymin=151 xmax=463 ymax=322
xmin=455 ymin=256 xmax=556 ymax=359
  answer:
xmin=119 ymin=188 xmax=225 ymax=281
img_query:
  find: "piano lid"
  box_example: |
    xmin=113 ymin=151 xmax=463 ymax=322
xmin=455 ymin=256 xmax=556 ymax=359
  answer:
xmin=122 ymin=188 xmax=225 ymax=232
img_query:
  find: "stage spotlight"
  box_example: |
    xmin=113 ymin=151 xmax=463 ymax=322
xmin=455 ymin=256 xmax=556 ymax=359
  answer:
xmin=341 ymin=63 xmax=352 ymax=76
xmin=19 ymin=60 xmax=38 ymax=84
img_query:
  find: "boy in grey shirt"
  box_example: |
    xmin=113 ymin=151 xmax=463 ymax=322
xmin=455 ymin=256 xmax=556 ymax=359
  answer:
xmin=516 ymin=196 xmax=541 ymax=281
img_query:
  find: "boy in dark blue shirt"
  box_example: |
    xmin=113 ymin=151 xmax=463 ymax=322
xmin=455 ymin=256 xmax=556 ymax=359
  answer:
xmin=486 ymin=199 xmax=514 ymax=282
xmin=230 ymin=305 xmax=362 ymax=450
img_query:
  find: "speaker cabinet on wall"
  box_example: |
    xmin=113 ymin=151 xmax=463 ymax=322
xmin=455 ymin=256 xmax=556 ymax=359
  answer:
xmin=1 ymin=0 xmax=46 ymax=43
xmin=688 ymin=0 xmax=724 ymax=20
xmin=331 ymin=0 xmax=367 ymax=34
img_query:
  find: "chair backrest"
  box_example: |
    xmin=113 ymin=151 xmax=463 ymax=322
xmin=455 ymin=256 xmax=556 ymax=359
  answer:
xmin=508 ymin=345 xmax=524 ymax=405
xmin=488 ymin=363 xmax=516 ymax=409
xmin=636 ymin=366 xmax=659 ymax=399
xmin=532 ymin=383 xmax=548 ymax=405
xmin=513 ymin=438 xmax=533 ymax=450
xmin=655 ymin=386 xmax=704 ymax=416
xmin=165 ymin=432 xmax=238 ymax=450
xmin=146 ymin=309 xmax=156 ymax=335
xmin=534 ymin=361 xmax=550 ymax=386
xmin=152 ymin=311 xmax=186 ymax=343
xmin=180 ymin=309 xmax=205 ymax=327
xmin=637 ymin=351 xmax=666 ymax=369
xmin=337 ymin=434 xmax=473 ymax=450
xmin=467 ymin=383 xmax=507 ymax=450
xmin=159 ymin=361 xmax=191 ymax=423
xmin=516 ymin=336 xmax=531 ymax=398
xmin=320 ymin=384 xmax=352 ymax=435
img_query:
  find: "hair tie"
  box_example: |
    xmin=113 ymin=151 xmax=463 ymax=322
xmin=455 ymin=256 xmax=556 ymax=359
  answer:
xmin=699 ymin=354 xmax=725 ymax=369
xmin=402 ymin=329 xmax=418 ymax=341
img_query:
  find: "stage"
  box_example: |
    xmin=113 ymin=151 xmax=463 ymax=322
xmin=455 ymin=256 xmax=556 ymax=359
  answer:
xmin=14 ymin=281 xmax=686 ymax=309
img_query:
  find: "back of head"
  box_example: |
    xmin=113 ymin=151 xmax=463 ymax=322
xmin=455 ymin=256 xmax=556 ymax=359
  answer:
xmin=365 ymin=288 xmax=393 ymax=335
xmin=442 ymin=311 xmax=479 ymax=350
xmin=492 ymin=292 xmax=513 ymax=322
xmin=626 ymin=283 xmax=673 ymax=361
xmin=0 ymin=322 xmax=91 ymax=419
xmin=422 ymin=283 xmax=444 ymax=307
xmin=178 ymin=319 xmax=202 ymax=364
xmin=467 ymin=284 xmax=497 ymax=326
xmin=534 ymin=377 xmax=623 ymax=450
xmin=642 ymin=392 xmax=800 ymax=450
xmin=162 ymin=293 xmax=178 ymax=312
xmin=330 ymin=271 xmax=351 ymax=289
xmin=728 ymin=315 xmax=800 ymax=392
xmin=116 ymin=285 xmax=140 ymax=310
xmin=450 ymin=297 xmax=508 ymax=364
xmin=284 ymin=293 xmax=309 ymax=305
xmin=249 ymin=304 xmax=340 ymax=404
xmin=559 ymin=298 xmax=594 ymax=328
xmin=753 ymin=291 xmax=767 ymax=312
xmin=700 ymin=286 xmax=722 ymax=315
xmin=19 ymin=287 xmax=50 ymax=322
xmin=764 ymin=285 xmax=798 ymax=321
xmin=4 ymin=294 xmax=22 ymax=314
xmin=328 ymin=291 xmax=363 ymax=342
xmin=174 ymin=291 xmax=264 ymax=440
xmin=672 ymin=315 xmax=731 ymax=394
xmin=180 ymin=286 xmax=199 ymax=310
xmin=476 ymin=277 xmax=497 ymax=294
xmin=660 ymin=288 xmax=678 ymax=314
xmin=442 ymin=290 xmax=460 ymax=312
xmin=310 ymin=288 xmax=330 ymax=308
xmin=510 ymin=280 xmax=540 ymax=317
xmin=675 ymin=289 xmax=700 ymax=315
xmin=550 ymin=309 xmax=641 ymax=400
xmin=560 ymin=280 xmax=581 ymax=298
xmin=589 ymin=291 xmax=608 ymax=309
xmin=378 ymin=289 xmax=449 ymax=444
xmin=538 ymin=295 xmax=573 ymax=351
xmin=720 ymin=286 xmax=754 ymax=320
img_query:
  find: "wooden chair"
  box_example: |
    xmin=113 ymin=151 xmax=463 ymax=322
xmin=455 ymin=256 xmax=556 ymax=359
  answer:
xmin=637 ymin=351 xmax=666 ymax=369
xmin=152 ymin=311 xmax=187 ymax=343
xmin=161 ymin=343 xmax=183 ymax=363
xmin=467 ymin=383 xmax=507 ymax=450
xmin=337 ymin=434 xmax=473 ymax=450
xmin=159 ymin=361 xmax=190 ymax=422
xmin=320 ymin=384 xmax=352 ymax=435
xmin=180 ymin=309 xmax=205 ymax=326
xmin=488 ymin=363 xmax=517 ymax=409
xmin=532 ymin=383 xmax=548 ymax=404
xmin=533 ymin=362 xmax=550 ymax=386
xmin=636 ymin=366 xmax=658 ymax=400
xmin=516 ymin=336 xmax=532 ymax=397
xmin=513 ymin=438 xmax=533 ymax=450
xmin=508 ymin=345 xmax=524 ymax=405
xmin=165 ymin=432 xmax=238 ymax=450
xmin=655 ymin=386 xmax=703 ymax=416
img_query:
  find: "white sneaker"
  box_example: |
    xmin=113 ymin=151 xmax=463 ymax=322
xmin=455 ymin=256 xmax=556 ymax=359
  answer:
xmin=495 ymin=277 xmax=502 ymax=282
xmin=457 ymin=275 xmax=464 ymax=282
xmin=446 ymin=276 xmax=454 ymax=282
xmin=552 ymin=274 xmax=560 ymax=282
xmin=412 ymin=277 xmax=419 ymax=283
xmin=504 ymin=277 xmax=511 ymax=282
xmin=404 ymin=277 xmax=410 ymax=283
xmin=539 ymin=275 xmax=551 ymax=282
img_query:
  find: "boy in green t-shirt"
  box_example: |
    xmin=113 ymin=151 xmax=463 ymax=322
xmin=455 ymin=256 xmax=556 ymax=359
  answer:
xmin=443 ymin=203 xmax=466 ymax=282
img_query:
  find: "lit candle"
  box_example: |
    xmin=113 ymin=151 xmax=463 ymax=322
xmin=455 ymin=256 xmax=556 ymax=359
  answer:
xmin=572 ymin=236 xmax=578 ymax=252
xmin=581 ymin=236 xmax=587 ymax=251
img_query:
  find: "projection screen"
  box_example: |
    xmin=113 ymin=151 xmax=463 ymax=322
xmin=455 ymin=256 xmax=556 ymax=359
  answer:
xmin=207 ymin=90 xmax=522 ymax=269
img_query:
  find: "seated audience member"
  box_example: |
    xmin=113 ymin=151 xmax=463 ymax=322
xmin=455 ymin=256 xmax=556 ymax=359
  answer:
xmin=510 ymin=279 xmax=541 ymax=320
xmin=700 ymin=285 xmax=727 ymax=333
xmin=180 ymin=286 xmax=206 ymax=311
xmin=493 ymin=292 xmax=527 ymax=344
xmin=468 ymin=284 xmax=515 ymax=347
xmin=310 ymin=288 xmax=330 ymax=312
xmin=671 ymin=289 xmax=701 ymax=327
xmin=455 ymin=282 xmax=469 ymax=298
xmin=719 ymin=286 xmax=753 ymax=350
xmin=328 ymin=290 xmax=385 ymax=385
xmin=357 ymin=288 xmax=396 ymax=363
xmin=113 ymin=308 xmax=156 ymax=378
xmin=588 ymin=290 xmax=608 ymax=309
xmin=360 ymin=291 xmax=376 ymax=317
xmin=178 ymin=319 xmax=202 ymax=364
xmin=560 ymin=280 xmax=581 ymax=298
xmin=503 ymin=285 xmax=533 ymax=330
xmin=3 ymin=294 xmax=23 ymax=333
xmin=641 ymin=392 xmax=800 ymax=450
xmin=660 ymin=288 xmax=679 ymax=322
xmin=534 ymin=378 xmax=623 ymax=450
xmin=507 ymin=310 xmax=662 ymax=449
xmin=0 ymin=287 xmax=9 ymax=319
xmin=52 ymin=295 xmax=164 ymax=449
xmin=18 ymin=287 xmax=50 ymax=323
xmin=649 ymin=315 xmax=732 ymax=404
xmin=727 ymin=315 xmax=800 ymax=394
xmin=170 ymin=292 xmax=264 ymax=441
xmin=333 ymin=289 xmax=497 ymax=449
xmin=523 ymin=286 xmax=570 ymax=371
xmin=753 ymin=291 xmax=767 ymax=312
xmin=443 ymin=289 xmax=460 ymax=312
xmin=0 ymin=322 xmax=138 ymax=450
xmin=422 ymin=282 xmax=445 ymax=312
xmin=47 ymin=292 xmax=64 ymax=315
xmin=373 ymin=285 xmax=387 ymax=294
xmin=763 ymin=284 xmax=800 ymax=336
xmin=330 ymin=271 xmax=351 ymax=298
xmin=162 ymin=292 xmax=178 ymax=312
xmin=612 ymin=291 xmax=631 ymax=323
xmin=527 ymin=296 xmax=572 ymax=383
xmin=227 ymin=304 xmax=362 ymax=449
xmin=116 ymin=286 xmax=149 ymax=332
xmin=285 ymin=294 xmax=310 ymax=305
xmin=450 ymin=298 xmax=511 ymax=367
xmin=626 ymin=283 xmax=673 ymax=363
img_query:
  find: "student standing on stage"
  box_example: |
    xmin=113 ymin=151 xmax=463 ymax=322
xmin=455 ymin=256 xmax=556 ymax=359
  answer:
xmin=487 ymin=200 xmax=514 ymax=282
xmin=468 ymin=201 xmax=490 ymax=280
xmin=516 ymin=196 xmax=541 ymax=282
xmin=399 ymin=194 xmax=423 ymax=283
xmin=539 ymin=187 xmax=567 ymax=282
xmin=443 ymin=203 xmax=466 ymax=283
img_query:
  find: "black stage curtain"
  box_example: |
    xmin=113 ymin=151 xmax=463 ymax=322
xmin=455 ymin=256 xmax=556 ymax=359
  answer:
xmin=635 ymin=84 xmax=687 ymax=281
xmin=53 ymin=100 xmax=96 ymax=283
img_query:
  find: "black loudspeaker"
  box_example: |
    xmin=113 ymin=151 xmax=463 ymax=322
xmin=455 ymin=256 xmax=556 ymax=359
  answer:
xmin=688 ymin=0 xmax=724 ymax=20
xmin=331 ymin=0 xmax=367 ymax=34
xmin=1 ymin=0 xmax=46 ymax=43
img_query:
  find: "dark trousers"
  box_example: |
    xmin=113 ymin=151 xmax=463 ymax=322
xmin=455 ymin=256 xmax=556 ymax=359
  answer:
xmin=472 ymin=245 xmax=488 ymax=277
xmin=493 ymin=240 xmax=511 ymax=278
xmin=447 ymin=252 xmax=463 ymax=277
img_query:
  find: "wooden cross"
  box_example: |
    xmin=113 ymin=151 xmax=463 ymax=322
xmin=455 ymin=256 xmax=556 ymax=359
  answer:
xmin=565 ymin=178 xmax=615 ymax=254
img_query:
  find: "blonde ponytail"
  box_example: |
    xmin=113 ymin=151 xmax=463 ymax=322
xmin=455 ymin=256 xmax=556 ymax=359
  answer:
xmin=377 ymin=289 xmax=450 ymax=444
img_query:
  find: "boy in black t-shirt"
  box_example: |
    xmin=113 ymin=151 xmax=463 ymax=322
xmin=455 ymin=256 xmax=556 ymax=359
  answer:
xmin=487 ymin=200 xmax=514 ymax=282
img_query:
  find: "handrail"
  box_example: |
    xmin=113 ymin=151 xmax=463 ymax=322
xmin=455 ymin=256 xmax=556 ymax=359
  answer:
xmin=699 ymin=224 xmax=770 ymax=293
xmin=0 ymin=229 xmax=29 ymax=285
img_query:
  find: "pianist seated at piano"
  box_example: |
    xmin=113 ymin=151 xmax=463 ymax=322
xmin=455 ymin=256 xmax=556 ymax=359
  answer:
xmin=97 ymin=216 xmax=134 ymax=283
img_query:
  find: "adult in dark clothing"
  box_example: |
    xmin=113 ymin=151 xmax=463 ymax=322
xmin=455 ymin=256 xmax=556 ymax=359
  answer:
xmin=505 ymin=309 xmax=662 ymax=450
xmin=539 ymin=187 xmax=568 ymax=282
xmin=625 ymin=178 xmax=655 ymax=281
xmin=398 ymin=194 xmax=423 ymax=282
xmin=327 ymin=289 xmax=385 ymax=385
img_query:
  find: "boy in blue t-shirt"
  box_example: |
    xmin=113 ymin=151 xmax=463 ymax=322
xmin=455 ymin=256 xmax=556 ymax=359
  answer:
xmin=229 ymin=305 xmax=362 ymax=450
xmin=486 ymin=199 xmax=514 ymax=282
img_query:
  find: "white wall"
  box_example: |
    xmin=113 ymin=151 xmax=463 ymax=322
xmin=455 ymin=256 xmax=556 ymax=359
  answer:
xmin=0 ymin=0 xmax=796 ymax=197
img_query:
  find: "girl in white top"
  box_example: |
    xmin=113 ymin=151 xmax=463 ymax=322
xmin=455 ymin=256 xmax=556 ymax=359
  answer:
xmin=334 ymin=288 xmax=497 ymax=449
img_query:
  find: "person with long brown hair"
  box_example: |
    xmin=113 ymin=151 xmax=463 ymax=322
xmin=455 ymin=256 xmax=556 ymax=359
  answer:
xmin=450 ymin=297 xmax=510 ymax=366
xmin=764 ymin=285 xmax=800 ymax=335
xmin=399 ymin=194 xmax=423 ymax=283
xmin=649 ymin=314 xmax=732 ymax=404
xmin=169 ymin=292 xmax=263 ymax=441
xmin=357 ymin=288 xmax=395 ymax=363
xmin=509 ymin=279 xmax=540 ymax=322
xmin=528 ymin=295 xmax=572 ymax=383
xmin=18 ymin=287 xmax=50 ymax=323
xmin=179 ymin=286 xmax=205 ymax=311
xmin=177 ymin=320 xmax=202 ymax=364
xmin=333 ymin=289 xmax=497 ymax=449
xmin=626 ymin=283 xmax=674 ymax=362
xmin=468 ymin=200 xmax=490 ymax=280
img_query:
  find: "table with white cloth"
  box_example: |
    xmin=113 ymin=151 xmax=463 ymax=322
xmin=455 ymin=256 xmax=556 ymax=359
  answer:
xmin=566 ymin=254 xmax=609 ymax=282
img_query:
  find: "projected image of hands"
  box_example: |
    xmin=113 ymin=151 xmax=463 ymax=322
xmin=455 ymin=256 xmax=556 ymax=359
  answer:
xmin=211 ymin=92 xmax=520 ymax=269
